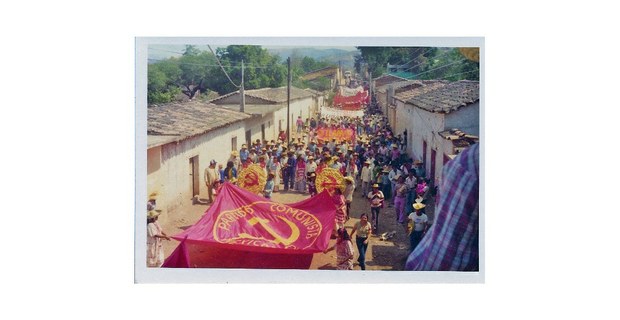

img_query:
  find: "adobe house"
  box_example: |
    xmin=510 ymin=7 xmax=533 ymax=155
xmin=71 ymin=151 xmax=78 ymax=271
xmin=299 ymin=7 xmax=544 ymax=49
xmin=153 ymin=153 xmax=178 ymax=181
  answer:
xmin=402 ymin=80 xmax=480 ymax=185
xmin=209 ymin=86 xmax=319 ymax=144
xmin=147 ymin=100 xmax=251 ymax=221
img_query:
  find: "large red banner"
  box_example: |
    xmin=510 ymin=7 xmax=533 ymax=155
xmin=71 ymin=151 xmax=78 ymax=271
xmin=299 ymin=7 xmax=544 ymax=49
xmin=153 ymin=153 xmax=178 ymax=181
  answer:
xmin=333 ymin=90 xmax=368 ymax=107
xmin=316 ymin=127 xmax=356 ymax=143
xmin=172 ymin=182 xmax=336 ymax=255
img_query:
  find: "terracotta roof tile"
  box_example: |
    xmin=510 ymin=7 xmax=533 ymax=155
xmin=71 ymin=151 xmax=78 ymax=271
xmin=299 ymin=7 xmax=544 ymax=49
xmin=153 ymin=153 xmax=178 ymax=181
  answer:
xmin=147 ymin=100 xmax=251 ymax=144
xmin=210 ymin=86 xmax=315 ymax=104
xmin=407 ymin=80 xmax=479 ymax=113
xmin=373 ymin=74 xmax=409 ymax=88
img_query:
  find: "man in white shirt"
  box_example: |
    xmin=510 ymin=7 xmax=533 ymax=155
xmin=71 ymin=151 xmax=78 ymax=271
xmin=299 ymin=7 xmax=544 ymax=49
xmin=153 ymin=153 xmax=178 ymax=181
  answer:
xmin=360 ymin=160 xmax=372 ymax=196
xmin=305 ymin=156 xmax=317 ymax=175
xmin=408 ymin=202 xmax=429 ymax=252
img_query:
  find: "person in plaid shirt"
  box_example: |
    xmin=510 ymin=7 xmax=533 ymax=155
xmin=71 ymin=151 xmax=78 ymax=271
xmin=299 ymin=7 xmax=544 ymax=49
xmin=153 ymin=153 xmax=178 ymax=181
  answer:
xmin=405 ymin=143 xmax=479 ymax=271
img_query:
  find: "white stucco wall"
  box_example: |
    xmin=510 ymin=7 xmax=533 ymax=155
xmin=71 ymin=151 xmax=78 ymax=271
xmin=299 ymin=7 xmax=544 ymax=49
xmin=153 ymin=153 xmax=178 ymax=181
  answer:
xmin=146 ymin=96 xmax=314 ymax=223
xmin=272 ymin=98 xmax=313 ymax=139
xmin=146 ymin=122 xmax=246 ymax=223
xmin=445 ymin=102 xmax=479 ymax=136
xmin=410 ymin=107 xmax=446 ymax=185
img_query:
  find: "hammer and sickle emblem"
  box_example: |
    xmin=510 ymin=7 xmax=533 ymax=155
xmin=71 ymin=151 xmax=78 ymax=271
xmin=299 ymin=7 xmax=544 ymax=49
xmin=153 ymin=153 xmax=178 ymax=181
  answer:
xmin=246 ymin=216 xmax=300 ymax=246
xmin=244 ymin=171 xmax=259 ymax=187
xmin=320 ymin=176 xmax=339 ymax=192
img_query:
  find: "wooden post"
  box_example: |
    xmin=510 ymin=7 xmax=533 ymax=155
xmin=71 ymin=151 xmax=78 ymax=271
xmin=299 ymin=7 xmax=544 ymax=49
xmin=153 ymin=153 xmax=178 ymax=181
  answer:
xmin=287 ymin=57 xmax=291 ymax=148
xmin=240 ymin=60 xmax=245 ymax=113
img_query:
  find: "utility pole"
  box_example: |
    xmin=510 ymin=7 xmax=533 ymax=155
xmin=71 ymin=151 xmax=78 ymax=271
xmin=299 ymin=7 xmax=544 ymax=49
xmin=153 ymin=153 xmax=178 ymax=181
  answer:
xmin=286 ymin=57 xmax=291 ymax=149
xmin=240 ymin=60 xmax=245 ymax=113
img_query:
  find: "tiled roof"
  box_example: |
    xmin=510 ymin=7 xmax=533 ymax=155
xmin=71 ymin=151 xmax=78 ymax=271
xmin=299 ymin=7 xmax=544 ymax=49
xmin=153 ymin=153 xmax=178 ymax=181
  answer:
xmin=217 ymin=104 xmax=283 ymax=116
xmin=373 ymin=74 xmax=409 ymax=89
xmin=210 ymin=86 xmax=315 ymax=104
xmin=406 ymin=80 xmax=479 ymax=113
xmin=393 ymin=80 xmax=449 ymax=102
xmin=439 ymin=128 xmax=479 ymax=154
xmin=147 ymin=100 xmax=251 ymax=146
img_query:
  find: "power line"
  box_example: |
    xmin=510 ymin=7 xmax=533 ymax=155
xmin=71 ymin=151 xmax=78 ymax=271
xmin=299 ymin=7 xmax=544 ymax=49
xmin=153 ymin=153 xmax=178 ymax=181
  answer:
xmin=147 ymin=58 xmax=275 ymax=69
xmin=407 ymin=58 xmax=468 ymax=79
xmin=208 ymin=44 xmax=240 ymax=88
xmin=402 ymin=48 xmax=452 ymax=73
xmin=438 ymin=68 xmax=480 ymax=80
xmin=149 ymin=47 xmax=185 ymax=55
xmin=400 ymin=47 xmax=436 ymax=68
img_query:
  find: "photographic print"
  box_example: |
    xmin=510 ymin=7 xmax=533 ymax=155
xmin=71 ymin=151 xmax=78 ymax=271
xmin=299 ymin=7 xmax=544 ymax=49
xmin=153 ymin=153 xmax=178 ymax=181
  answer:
xmin=135 ymin=37 xmax=483 ymax=283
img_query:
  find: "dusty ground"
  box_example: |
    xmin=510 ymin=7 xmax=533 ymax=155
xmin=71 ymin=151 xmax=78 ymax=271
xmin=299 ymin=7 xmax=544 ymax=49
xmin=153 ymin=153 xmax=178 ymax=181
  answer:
xmin=159 ymin=179 xmax=434 ymax=271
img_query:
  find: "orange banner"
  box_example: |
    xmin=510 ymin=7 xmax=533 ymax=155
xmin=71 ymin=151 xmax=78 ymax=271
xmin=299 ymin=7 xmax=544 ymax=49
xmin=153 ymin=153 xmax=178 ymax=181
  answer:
xmin=316 ymin=127 xmax=356 ymax=143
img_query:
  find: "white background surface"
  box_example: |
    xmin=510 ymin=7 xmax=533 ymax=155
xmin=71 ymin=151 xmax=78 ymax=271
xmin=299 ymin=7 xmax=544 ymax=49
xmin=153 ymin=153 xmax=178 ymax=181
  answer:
xmin=1 ymin=1 xmax=618 ymax=319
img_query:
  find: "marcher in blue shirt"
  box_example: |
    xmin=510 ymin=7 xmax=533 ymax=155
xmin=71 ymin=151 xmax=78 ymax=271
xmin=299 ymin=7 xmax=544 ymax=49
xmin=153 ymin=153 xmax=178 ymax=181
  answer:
xmin=239 ymin=144 xmax=249 ymax=163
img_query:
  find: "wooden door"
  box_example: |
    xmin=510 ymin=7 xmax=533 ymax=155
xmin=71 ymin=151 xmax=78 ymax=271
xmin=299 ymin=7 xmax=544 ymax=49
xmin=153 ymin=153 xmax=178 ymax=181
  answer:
xmin=430 ymin=149 xmax=436 ymax=187
xmin=422 ymin=140 xmax=427 ymax=167
xmin=189 ymin=156 xmax=200 ymax=198
xmin=245 ymin=130 xmax=251 ymax=146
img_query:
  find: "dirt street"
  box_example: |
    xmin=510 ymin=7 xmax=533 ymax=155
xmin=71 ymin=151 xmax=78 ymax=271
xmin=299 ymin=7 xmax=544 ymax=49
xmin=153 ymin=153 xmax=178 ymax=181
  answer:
xmin=159 ymin=179 xmax=434 ymax=271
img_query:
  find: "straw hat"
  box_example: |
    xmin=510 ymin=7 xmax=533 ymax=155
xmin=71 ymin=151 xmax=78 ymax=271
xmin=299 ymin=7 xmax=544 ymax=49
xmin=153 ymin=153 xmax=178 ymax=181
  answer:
xmin=148 ymin=191 xmax=159 ymax=201
xmin=372 ymin=183 xmax=379 ymax=188
xmin=413 ymin=203 xmax=426 ymax=210
xmin=147 ymin=210 xmax=160 ymax=219
xmin=231 ymin=151 xmax=239 ymax=157
xmin=344 ymin=176 xmax=354 ymax=183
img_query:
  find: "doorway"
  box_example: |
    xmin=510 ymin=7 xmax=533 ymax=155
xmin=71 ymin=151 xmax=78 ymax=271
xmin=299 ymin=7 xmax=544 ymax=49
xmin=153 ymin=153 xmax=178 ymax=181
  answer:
xmin=189 ymin=155 xmax=200 ymax=198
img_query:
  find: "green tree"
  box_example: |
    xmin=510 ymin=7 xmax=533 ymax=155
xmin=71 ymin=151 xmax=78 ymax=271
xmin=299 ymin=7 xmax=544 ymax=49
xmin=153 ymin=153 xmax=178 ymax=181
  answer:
xmin=147 ymin=60 xmax=182 ymax=104
xmin=212 ymin=45 xmax=288 ymax=94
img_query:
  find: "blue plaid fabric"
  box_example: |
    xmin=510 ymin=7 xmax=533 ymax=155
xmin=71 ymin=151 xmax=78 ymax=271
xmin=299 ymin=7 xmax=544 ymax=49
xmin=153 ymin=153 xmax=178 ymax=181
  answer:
xmin=405 ymin=143 xmax=479 ymax=271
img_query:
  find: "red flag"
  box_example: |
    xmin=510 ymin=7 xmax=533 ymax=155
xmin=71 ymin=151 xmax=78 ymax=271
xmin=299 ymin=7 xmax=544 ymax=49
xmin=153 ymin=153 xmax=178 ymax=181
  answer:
xmin=161 ymin=236 xmax=190 ymax=268
xmin=172 ymin=182 xmax=336 ymax=255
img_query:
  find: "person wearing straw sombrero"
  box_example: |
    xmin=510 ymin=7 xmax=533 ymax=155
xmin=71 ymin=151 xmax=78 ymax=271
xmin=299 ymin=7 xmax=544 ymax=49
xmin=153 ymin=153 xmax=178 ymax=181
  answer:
xmin=407 ymin=199 xmax=428 ymax=252
xmin=147 ymin=210 xmax=171 ymax=267
xmin=343 ymin=176 xmax=355 ymax=220
xmin=367 ymin=183 xmax=384 ymax=233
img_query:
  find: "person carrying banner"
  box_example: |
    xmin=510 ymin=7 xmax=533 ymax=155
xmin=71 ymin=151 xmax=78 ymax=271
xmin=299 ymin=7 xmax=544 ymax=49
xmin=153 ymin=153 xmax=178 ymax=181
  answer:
xmin=323 ymin=227 xmax=354 ymax=270
xmin=332 ymin=188 xmax=347 ymax=235
xmin=147 ymin=210 xmax=171 ymax=267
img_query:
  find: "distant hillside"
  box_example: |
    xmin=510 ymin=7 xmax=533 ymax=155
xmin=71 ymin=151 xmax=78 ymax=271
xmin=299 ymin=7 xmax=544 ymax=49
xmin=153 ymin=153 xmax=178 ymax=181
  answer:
xmin=267 ymin=47 xmax=358 ymax=70
xmin=146 ymin=44 xmax=359 ymax=70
